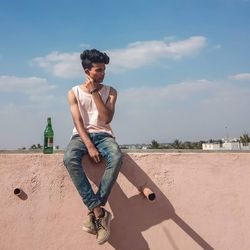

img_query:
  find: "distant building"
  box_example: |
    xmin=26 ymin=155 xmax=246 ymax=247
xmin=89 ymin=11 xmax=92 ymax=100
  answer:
xmin=202 ymin=143 xmax=222 ymax=150
xmin=223 ymin=142 xmax=241 ymax=150
xmin=202 ymin=141 xmax=250 ymax=151
xmin=240 ymin=143 xmax=250 ymax=150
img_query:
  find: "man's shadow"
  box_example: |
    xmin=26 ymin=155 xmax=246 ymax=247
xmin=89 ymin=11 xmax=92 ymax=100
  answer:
xmin=83 ymin=153 xmax=214 ymax=250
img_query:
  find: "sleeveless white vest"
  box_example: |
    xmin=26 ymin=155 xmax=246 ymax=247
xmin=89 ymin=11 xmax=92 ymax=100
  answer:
xmin=72 ymin=85 xmax=114 ymax=136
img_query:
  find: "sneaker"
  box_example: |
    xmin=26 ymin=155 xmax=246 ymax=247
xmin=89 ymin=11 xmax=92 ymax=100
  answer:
xmin=82 ymin=211 xmax=97 ymax=235
xmin=95 ymin=208 xmax=112 ymax=245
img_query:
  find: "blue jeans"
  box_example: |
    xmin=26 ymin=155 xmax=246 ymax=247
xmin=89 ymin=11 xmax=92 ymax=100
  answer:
xmin=63 ymin=133 xmax=122 ymax=210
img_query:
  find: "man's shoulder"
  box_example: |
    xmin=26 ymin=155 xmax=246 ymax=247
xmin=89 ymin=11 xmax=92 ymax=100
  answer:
xmin=110 ymin=87 xmax=117 ymax=94
xmin=103 ymin=84 xmax=117 ymax=95
xmin=71 ymin=85 xmax=80 ymax=91
xmin=67 ymin=85 xmax=80 ymax=99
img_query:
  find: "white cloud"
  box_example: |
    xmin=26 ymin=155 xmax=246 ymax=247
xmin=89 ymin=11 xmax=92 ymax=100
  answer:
xmin=208 ymin=44 xmax=222 ymax=51
xmin=0 ymin=75 xmax=56 ymax=92
xmin=108 ymin=36 xmax=207 ymax=72
xmin=113 ymin=79 xmax=250 ymax=144
xmin=80 ymin=43 xmax=90 ymax=48
xmin=32 ymin=51 xmax=82 ymax=79
xmin=0 ymin=75 xmax=57 ymax=102
xmin=32 ymin=36 xmax=207 ymax=78
xmin=228 ymin=73 xmax=250 ymax=81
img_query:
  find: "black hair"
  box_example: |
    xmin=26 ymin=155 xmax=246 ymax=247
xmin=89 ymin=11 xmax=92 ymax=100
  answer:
xmin=80 ymin=49 xmax=110 ymax=70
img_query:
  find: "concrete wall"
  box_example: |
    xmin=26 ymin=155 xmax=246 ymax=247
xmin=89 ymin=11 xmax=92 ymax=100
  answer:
xmin=1 ymin=152 xmax=250 ymax=250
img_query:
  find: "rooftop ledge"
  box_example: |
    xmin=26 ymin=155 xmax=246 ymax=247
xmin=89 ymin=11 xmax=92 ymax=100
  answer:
xmin=1 ymin=152 xmax=250 ymax=250
xmin=1 ymin=148 xmax=250 ymax=154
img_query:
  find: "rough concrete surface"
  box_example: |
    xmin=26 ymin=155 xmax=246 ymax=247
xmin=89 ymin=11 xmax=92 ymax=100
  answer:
xmin=1 ymin=152 xmax=250 ymax=250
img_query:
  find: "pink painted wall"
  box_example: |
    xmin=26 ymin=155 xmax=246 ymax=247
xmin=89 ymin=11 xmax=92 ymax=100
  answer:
xmin=1 ymin=152 xmax=250 ymax=250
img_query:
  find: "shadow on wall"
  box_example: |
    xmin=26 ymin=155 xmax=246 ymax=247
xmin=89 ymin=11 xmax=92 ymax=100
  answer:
xmin=83 ymin=153 xmax=214 ymax=250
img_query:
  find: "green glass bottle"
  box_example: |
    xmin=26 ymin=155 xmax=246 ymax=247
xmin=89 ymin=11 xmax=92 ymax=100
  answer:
xmin=43 ymin=117 xmax=54 ymax=154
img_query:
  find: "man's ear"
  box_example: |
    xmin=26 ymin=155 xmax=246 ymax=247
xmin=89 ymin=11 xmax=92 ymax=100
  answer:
xmin=84 ymin=69 xmax=89 ymax=75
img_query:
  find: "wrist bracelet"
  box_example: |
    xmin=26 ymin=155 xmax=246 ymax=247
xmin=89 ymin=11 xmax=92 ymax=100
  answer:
xmin=90 ymin=88 xmax=98 ymax=94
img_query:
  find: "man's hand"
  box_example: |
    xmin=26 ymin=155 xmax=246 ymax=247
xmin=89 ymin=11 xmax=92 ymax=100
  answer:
xmin=85 ymin=76 xmax=98 ymax=93
xmin=87 ymin=144 xmax=101 ymax=163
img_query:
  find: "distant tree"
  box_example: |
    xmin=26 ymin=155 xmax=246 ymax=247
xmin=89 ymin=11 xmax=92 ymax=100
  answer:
xmin=185 ymin=141 xmax=204 ymax=150
xmin=150 ymin=140 xmax=159 ymax=149
xmin=172 ymin=139 xmax=182 ymax=149
xmin=196 ymin=141 xmax=204 ymax=149
xmin=30 ymin=144 xmax=37 ymax=150
xmin=208 ymin=139 xmax=222 ymax=145
xmin=240 ymin=133 xmax=250 ymax=146
xmin=182 ymin=141 xmax=193 ymax=149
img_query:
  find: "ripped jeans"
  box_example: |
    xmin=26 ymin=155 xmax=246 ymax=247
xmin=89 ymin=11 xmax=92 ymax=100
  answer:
xmin=63 ymin=133 xmax=122 ymax=210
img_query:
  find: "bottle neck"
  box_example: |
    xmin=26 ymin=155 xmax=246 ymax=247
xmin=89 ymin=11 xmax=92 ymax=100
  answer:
xmin=47 ymin=118 xmax=52 ymax=127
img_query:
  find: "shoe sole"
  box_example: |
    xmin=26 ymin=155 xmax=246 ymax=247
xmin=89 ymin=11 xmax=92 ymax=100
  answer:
xmin=97 ymin=213 xmax=112 ymax=245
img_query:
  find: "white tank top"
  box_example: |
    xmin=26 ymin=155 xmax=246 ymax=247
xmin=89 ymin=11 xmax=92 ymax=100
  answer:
xmin=72 ymin=84 xmax=114 ymax=136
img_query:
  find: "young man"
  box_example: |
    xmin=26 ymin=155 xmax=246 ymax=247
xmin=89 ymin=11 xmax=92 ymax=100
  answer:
xmin=63 ymin=49 xmax=122 ymax=245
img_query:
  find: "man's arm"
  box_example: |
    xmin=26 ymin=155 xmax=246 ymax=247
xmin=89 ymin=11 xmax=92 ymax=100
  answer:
xmin=91 ymin=86 xmax=117 ymax=124
xmin=67 ymin=90 xmax=101 ymax=163
xmin=85 ymin=76 xmax=117 ymax=124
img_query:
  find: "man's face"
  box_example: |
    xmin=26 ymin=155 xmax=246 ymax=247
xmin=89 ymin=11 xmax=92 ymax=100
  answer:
xmin=86 ymin=63 xmax=106 ymax=83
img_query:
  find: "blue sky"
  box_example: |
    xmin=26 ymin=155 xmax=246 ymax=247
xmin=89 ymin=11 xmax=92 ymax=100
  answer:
xmin=0 ymin=0 xmax=250 ymax=149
